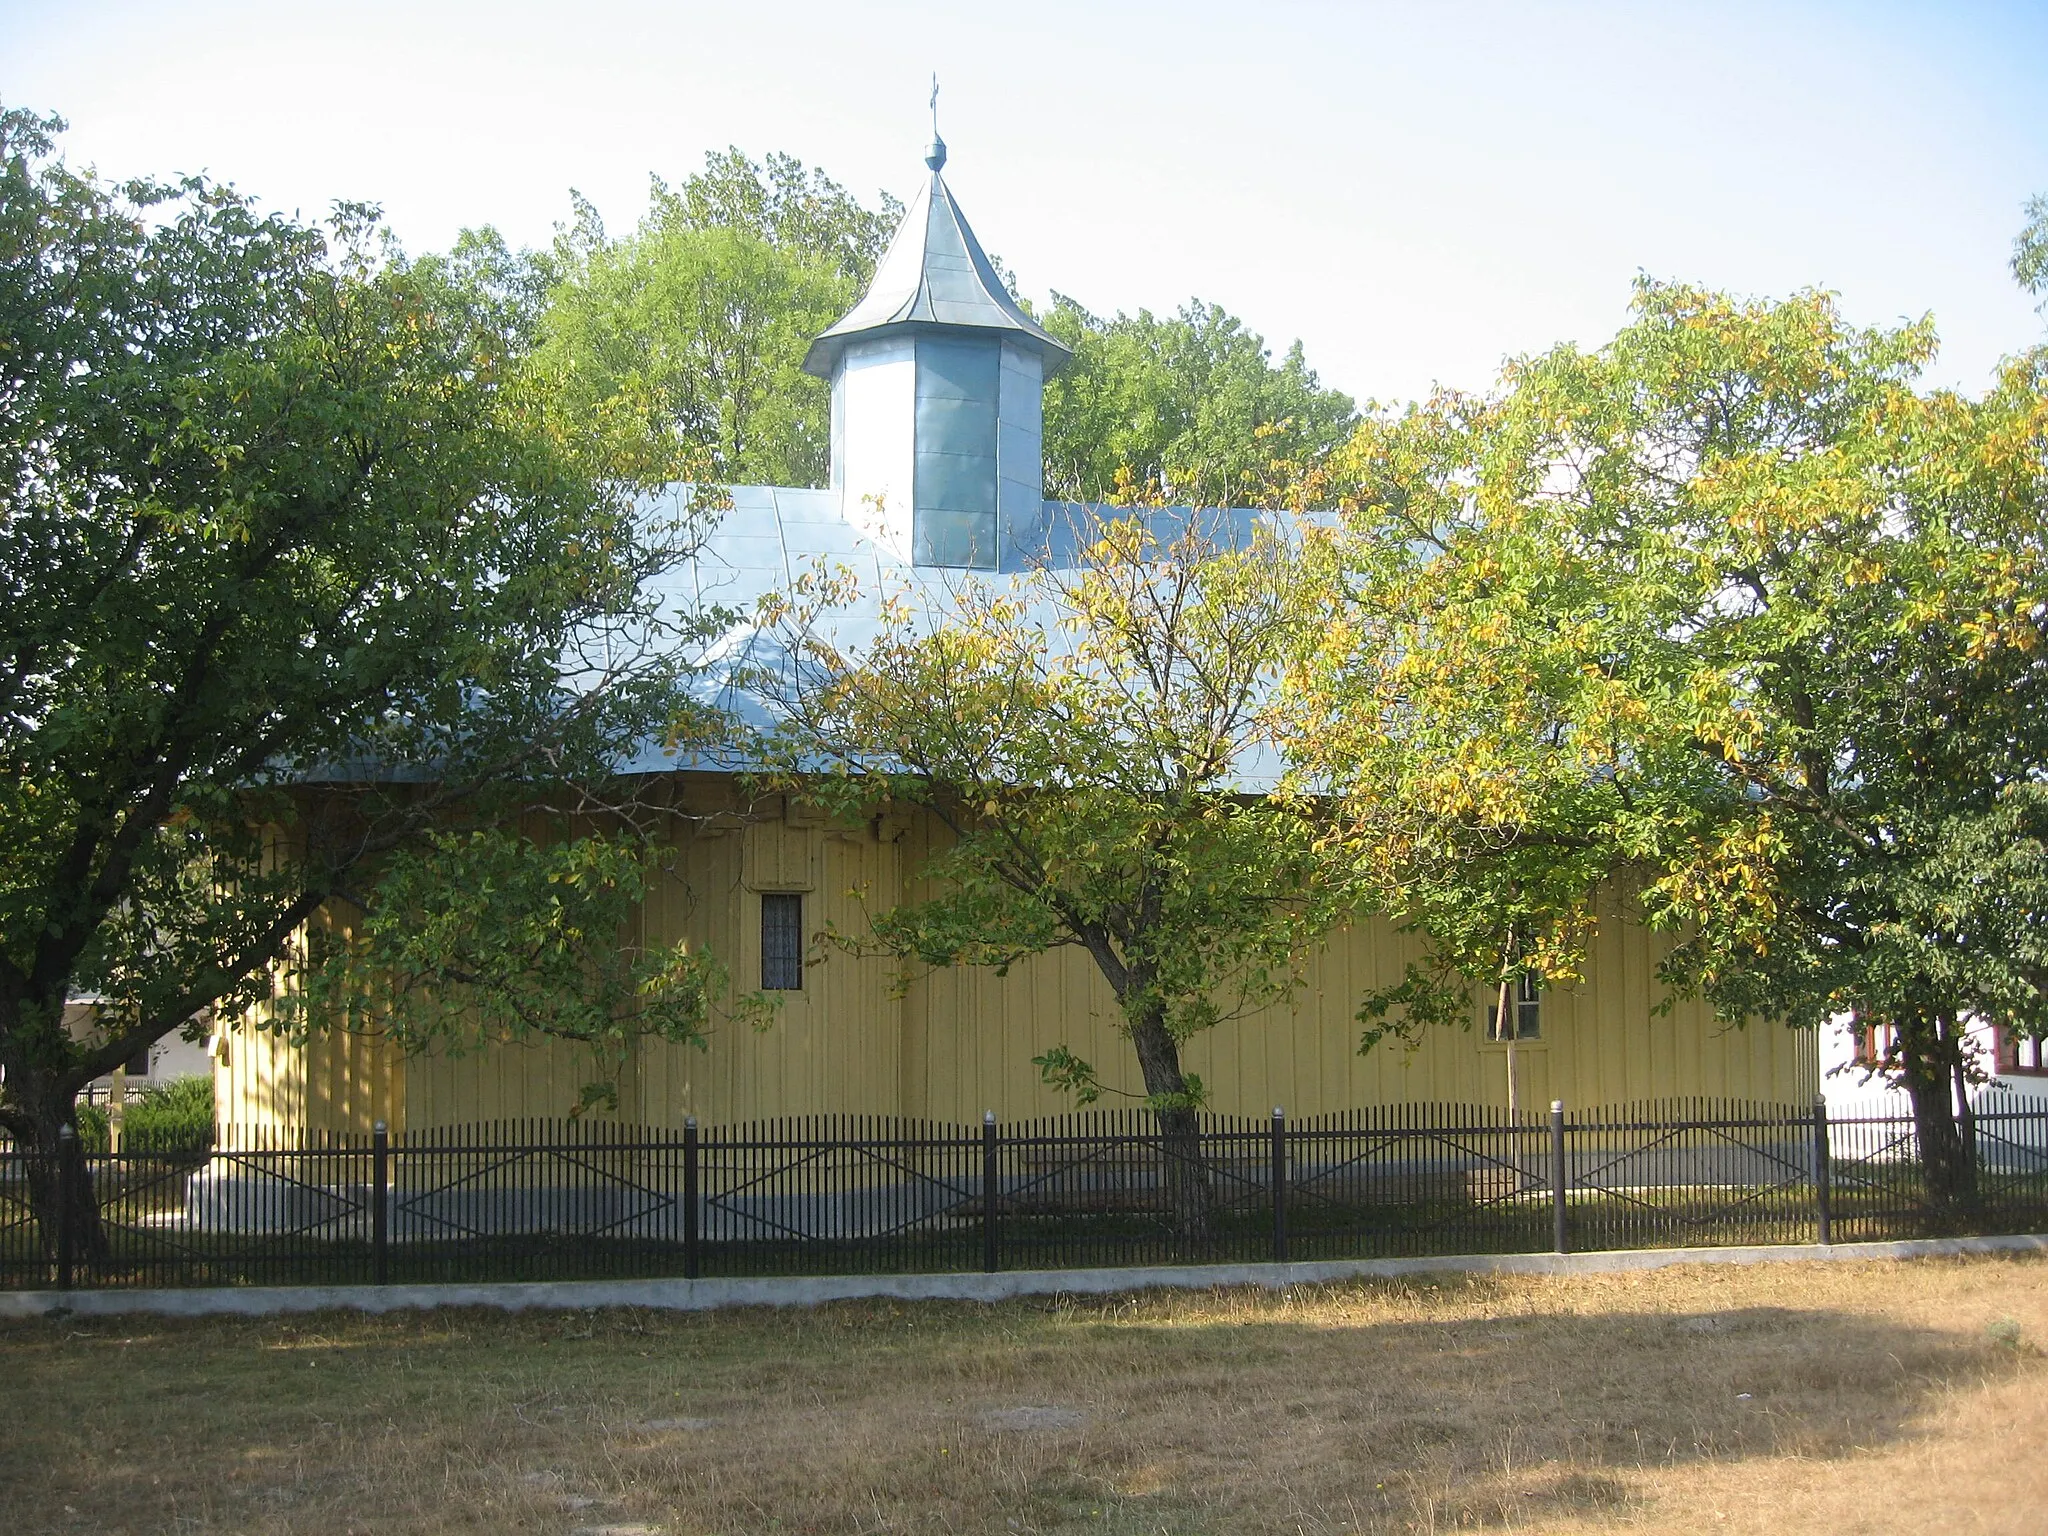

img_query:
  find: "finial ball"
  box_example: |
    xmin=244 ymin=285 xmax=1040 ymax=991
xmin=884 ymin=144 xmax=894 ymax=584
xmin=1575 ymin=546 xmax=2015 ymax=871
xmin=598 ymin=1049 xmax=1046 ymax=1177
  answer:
xmin=925 ymin=136 xmax=948 ymax=172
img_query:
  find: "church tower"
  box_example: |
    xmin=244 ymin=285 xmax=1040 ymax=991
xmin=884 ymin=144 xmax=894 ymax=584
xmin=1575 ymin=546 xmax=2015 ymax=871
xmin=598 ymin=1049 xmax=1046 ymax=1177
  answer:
xmin=803 ymin=135 xmax=1070 ymax=569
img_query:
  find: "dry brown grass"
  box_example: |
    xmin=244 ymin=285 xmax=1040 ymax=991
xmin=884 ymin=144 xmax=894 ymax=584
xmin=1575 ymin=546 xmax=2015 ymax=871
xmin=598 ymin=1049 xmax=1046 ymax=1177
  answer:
xmin=4 ymin=1255 xmax=2046 ymax=1535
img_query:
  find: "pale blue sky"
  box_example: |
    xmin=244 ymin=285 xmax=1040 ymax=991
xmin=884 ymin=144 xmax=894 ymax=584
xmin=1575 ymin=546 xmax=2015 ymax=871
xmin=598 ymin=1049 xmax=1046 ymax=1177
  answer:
xmin=4 ymin=0 xmax=2045 ymax=404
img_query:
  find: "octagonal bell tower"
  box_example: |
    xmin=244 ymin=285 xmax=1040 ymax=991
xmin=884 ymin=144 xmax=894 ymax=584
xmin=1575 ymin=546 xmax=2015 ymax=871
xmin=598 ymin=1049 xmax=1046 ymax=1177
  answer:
xmin=803 ymin=137 xmax=1071 ymax=568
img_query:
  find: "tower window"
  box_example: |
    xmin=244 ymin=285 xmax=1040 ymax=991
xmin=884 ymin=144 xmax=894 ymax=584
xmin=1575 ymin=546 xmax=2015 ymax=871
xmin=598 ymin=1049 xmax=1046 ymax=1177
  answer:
xmin=761 ymin=893 xmax=804 ymax=990
xmin=1485 ymin=976 xmax=1541 ymax=1041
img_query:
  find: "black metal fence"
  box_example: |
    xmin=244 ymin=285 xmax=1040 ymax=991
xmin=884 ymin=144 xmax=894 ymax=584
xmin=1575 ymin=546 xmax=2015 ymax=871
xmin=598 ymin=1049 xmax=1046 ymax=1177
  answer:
xmin=4 ymin=1094 xmax=2045 ymax=1291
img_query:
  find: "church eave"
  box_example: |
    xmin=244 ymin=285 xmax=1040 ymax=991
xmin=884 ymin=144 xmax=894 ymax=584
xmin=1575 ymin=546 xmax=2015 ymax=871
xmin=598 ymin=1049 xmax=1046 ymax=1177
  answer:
xmin=801 ymin=316 xmax=1070 ymax=379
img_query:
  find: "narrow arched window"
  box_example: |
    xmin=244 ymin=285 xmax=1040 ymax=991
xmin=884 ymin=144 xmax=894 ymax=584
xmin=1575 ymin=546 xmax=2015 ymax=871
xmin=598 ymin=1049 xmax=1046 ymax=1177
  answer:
xmin=761 ymin=893 xmax=804 ymax=990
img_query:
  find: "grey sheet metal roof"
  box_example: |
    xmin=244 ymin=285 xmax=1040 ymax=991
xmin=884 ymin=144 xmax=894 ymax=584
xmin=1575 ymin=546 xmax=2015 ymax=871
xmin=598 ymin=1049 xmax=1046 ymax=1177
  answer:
xmin=304 ymin=486 xmax=1281 ymax=785
xmin=624 ymin=486 xmax=1280 ymax=788
xmin=801 ymin=150 xmax=1072 ymax=379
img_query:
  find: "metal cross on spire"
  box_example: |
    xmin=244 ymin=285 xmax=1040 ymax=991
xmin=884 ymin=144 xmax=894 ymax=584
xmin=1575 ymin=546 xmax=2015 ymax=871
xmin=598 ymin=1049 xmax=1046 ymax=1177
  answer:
xmin=925 ymin=73 xmax=947 ymax=172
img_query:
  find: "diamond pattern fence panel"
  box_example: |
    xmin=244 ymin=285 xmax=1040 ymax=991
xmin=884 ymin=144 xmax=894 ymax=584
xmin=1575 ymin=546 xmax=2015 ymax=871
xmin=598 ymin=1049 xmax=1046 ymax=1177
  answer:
xmin=0 ymin=1143 xmax=48 ymax=1289
xmin=1560 ymin=1099 xmax=1821 ymax=1252
xmin=1284 ymin=1103 xmax=1556 ymax=1261
xmin=696 ymin=1116 xmax=984 ymax=1277
xmin=991 ymin=1109 xmax=1274 ymax=1272
xmin=1824 ymin=1101 xmax=1929 ymax=1242
xmin=4 ymin=1097 xmax=2047 ymax=1290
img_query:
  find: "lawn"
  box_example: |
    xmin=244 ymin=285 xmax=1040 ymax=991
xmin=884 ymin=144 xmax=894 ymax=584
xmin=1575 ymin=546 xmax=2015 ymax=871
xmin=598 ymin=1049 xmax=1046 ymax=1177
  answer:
xmin=4 ymin=1255 xmax=2044 ymax=1534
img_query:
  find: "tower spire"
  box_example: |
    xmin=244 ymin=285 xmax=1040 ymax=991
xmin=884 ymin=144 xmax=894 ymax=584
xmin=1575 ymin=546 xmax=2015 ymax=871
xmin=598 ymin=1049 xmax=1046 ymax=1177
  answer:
xmin=805 ymin=131 xmax=1066 ymax=569
xmin=800 ymin=139 xmax=1067 ymax=379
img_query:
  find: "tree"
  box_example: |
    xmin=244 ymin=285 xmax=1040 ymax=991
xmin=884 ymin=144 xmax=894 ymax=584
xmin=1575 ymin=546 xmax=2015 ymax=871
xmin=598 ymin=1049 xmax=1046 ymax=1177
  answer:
xmin=0 ymin=107 xmax=735 ymax=1260
xmin=668 ymin=148 xmax=902 ymax=284
xmin=2015 ymin=191 xmax=2048 ymax=318
xmin=758 ymin=514 xmax=1370 ymax=1232
xmin=529 ymin=150 xmax=900 ymax=486
xmin=1040 ymin=297 xmax=1358 ymax=507
xmin=1280 ymin=379 xmax=1676 ymax=1111
xmin=1292 ymin=277 xmax=2048 ymax=1215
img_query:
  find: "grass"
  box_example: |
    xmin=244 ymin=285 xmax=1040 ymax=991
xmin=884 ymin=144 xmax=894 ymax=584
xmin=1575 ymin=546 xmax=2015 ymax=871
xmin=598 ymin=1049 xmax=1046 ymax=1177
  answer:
xmin=4 ymin=1254 xmax=2046 ymax=1534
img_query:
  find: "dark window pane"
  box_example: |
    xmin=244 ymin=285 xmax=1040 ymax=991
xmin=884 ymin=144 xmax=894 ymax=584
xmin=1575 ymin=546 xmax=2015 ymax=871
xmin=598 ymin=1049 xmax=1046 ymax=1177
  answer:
xmin=126 ymin=1048 xmax=152 ymax=1076
xmin=762 ymin=893 xmax=804 ymax=990
xmin=1483 ymin=978 xmax=1542 ymax=1041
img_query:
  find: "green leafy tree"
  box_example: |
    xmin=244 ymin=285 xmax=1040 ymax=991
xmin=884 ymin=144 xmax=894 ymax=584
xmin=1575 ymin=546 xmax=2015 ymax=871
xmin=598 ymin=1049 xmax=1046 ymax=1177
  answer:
xmin=669 ymin=148 xmax=902 ymax=283
xmin=0 ymin=107 xmax=737 ymax=1261
xmin=2018 ymin=191 xmax=2048 ymax=322
xmin=530 ymin=150 xmax=900 ymax=486
xmin=1282 ymin=379 xmax=1686 ymax=1072
xmin=510 ymin=152 xmax=1350 ymax=505
xmin=757 ymin=515 xmax=1371 ymax=1232
xmin=1292 ymin=277 xmax=2048 ymax=1215
xmin=1041 ymin=297 xmax=1358 ymax=506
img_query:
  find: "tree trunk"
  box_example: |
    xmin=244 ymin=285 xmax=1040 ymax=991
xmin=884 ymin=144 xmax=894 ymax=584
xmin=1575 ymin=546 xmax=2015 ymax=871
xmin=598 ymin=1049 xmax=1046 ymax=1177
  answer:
xmin=1897 ymin=1015 xmax=1977 ymax=1226
xmin=7 ymin=1079 xmax=111 ymax=1279
xmin=1128 ymin=1008 xmax=1216 ymax=1242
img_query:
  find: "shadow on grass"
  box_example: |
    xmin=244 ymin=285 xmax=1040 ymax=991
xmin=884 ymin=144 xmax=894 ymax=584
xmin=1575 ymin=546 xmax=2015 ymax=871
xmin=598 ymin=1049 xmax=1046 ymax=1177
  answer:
xmin=1005 ymin=1274 xmax=2006 ymax=1533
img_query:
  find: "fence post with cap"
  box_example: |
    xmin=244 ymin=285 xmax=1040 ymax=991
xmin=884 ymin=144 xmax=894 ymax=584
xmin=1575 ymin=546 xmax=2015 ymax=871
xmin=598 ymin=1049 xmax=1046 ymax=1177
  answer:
xmin=683 ymin=1116 xmax=700 ymax=1280
xmin=1550 ymin=1100 xmax=1569 ymax=1255
xmin=371 ymin=1120 xmax=389 ymax=1285
xmin=1271 ymin=1106 xmax=1288 ymax=1264
xmin=55 ymin=1122 xmax=76 ymax=1290
xmin=1812 ymin=1096 xmax=1832 ymax=1246
xmin=982 ymin=1111 xmax=1000 ymax=1273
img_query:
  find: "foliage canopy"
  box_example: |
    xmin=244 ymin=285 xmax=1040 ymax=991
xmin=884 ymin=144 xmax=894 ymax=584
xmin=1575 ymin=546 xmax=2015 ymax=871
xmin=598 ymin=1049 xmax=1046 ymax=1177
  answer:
xmin=1041 ymin=297 xmax=1357 ymax=507
xmin=0 ymin=106 xmax=736 ymax=1180
xmin=1290 ymin=276 xmax=2048 ymax=1206
xmin=528 ymin=149 xmax=901 ymax=486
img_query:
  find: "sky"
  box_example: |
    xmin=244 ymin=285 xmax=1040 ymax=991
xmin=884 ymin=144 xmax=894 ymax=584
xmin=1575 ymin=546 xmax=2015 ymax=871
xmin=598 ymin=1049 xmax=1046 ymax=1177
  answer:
xmin=4 ymin=0 xmax=2045 ymax=405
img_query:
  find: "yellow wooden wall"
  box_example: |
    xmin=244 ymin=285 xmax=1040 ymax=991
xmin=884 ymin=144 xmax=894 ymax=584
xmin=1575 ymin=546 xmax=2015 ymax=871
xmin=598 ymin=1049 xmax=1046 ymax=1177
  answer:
xmin=220 ymin=782 xmax=1819 ymax=1133
xmin=900 ymin=892 xmax=1816 ymax=1120
xmin=217 ymin=1021 xmax=404 ymax=1140
xmin=216 ymin=888 xmax=406 ymax=1142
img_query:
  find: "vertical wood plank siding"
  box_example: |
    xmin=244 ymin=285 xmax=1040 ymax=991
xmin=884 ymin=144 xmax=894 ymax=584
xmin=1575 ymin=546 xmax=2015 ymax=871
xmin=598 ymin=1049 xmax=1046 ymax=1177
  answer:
xmin=220 ymin=784 xmax=1820 ymax=1133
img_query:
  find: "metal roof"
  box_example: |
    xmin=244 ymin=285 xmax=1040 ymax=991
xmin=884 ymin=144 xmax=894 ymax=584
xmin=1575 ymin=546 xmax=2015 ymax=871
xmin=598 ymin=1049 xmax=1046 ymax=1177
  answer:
xmin=624 ymin=486 xmax=1278 ymax=787
xmin=310 ymin=486 xmax=1281 ymax=786
xmin=801 ymin=147 xmax=1073 ymax=380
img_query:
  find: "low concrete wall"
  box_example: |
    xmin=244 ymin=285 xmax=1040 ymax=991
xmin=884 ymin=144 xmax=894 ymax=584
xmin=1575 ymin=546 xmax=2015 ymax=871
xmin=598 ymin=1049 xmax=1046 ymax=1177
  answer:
xmin=2 ymin=1232 xmax=2043 ymax=1320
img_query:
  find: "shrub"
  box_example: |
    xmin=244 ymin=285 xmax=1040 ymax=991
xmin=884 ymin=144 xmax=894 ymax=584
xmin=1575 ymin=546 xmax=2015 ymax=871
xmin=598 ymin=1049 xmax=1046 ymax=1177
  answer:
xmin=75 ymin=1076 xmax=216 ymax=1156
